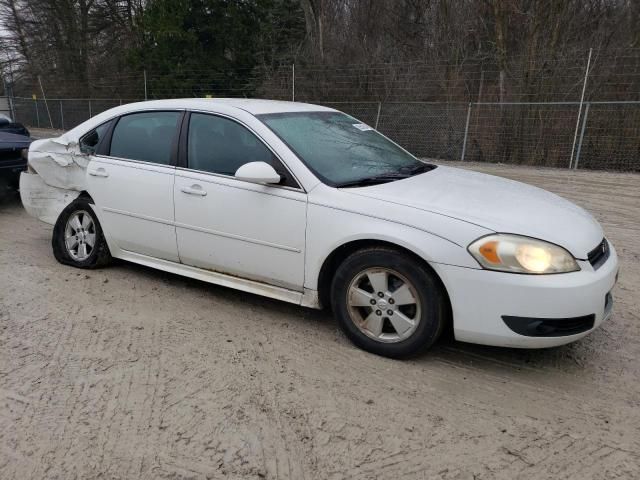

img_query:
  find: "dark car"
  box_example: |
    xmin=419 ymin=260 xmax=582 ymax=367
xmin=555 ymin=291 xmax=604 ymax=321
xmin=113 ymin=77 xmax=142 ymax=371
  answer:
xmin=0 ymin=131 xmax=32 ymax=190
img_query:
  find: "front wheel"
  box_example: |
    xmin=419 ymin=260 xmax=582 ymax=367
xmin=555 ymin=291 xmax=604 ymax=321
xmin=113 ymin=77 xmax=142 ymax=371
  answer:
xmin=52 ymin=198 xmax=112 ymax=268
xmin=331 ymin=247 xmax=448 ymax=358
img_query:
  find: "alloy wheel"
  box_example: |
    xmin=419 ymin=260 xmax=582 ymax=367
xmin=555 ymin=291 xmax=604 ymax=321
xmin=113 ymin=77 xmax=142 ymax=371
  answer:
xmin=64 ymin=210 xmax=97 ymax=261
xmin=346 ymin=267 xmax=422 ymax=343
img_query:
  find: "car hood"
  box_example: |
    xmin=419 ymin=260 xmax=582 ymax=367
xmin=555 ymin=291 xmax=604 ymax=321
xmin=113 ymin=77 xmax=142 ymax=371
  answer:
xmin=0 ymin=131 xmax=32 ymax=148
xmin=345 ymin=165 xmax=603 ymax=259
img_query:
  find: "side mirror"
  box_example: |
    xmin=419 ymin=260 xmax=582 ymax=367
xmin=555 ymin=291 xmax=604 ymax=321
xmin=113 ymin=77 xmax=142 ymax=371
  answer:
xmin=234 ymin=162 xmax=281 ymax=184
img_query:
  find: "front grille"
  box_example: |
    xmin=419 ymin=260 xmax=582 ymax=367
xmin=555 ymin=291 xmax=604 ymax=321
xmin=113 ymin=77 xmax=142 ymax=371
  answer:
xmin=0 ymin=148 xmax=22 ymax=163
xmin=587 ymin=238 xmax=610 ymax=270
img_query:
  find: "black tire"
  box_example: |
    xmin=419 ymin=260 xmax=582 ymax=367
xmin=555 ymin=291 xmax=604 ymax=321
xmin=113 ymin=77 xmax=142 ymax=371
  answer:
xmin=52 ymin=198 xmax=112 ymax=269
xmin=330 ymin=247 xmax=448 ymax=358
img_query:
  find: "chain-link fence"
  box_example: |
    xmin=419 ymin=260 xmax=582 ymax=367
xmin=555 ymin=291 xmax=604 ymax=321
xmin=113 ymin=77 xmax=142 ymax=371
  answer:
xmin=10 ymin=97 xmax=133 ymax=131
xmin=4 ymin=48 xmax=639 ymax=172
xmin=9 ymin=96 xmax=639 ymax=172
xmin=328 ymin=101 xmax=640 ymax=171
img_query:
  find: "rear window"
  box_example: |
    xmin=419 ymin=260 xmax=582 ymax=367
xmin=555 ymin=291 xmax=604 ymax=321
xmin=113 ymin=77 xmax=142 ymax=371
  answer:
xmin=110 ymin=111 xmax=180 ymax=164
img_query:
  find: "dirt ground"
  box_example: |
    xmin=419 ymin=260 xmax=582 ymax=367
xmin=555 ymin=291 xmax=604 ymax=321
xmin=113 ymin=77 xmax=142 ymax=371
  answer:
xmin=1 ymin=162 xmax=639 ymax=479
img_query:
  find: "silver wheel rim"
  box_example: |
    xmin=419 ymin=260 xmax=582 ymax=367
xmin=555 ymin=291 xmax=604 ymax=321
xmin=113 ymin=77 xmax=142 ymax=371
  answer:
xmin=64 ymin=210 xmax=96 ymax=261
xmin=347 ymin=267 xmax=421 ymax=343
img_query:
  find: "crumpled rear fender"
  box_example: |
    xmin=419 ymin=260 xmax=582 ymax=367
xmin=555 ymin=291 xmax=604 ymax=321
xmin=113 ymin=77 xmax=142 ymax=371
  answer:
xmin=27 ymin=137 xmax=90 ymax=191
xmin=19 ymin=135 xmax=92 ymax=224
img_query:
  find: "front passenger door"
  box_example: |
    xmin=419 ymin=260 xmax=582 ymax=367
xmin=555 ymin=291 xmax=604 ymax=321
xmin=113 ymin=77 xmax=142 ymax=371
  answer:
xmin=174 ymin=112 xmax=307 ymax=290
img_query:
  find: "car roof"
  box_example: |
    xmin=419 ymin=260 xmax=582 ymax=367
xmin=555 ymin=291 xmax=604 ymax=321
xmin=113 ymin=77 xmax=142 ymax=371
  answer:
xmin=61 ymin=98 xmax=340 ymax=143
xmin=118 ymin=98 xmax=337 ymax=115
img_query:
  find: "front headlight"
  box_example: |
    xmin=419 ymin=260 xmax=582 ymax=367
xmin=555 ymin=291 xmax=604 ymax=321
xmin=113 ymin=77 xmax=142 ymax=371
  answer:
xmin=468 ymin=234 xmax=579 ymax=274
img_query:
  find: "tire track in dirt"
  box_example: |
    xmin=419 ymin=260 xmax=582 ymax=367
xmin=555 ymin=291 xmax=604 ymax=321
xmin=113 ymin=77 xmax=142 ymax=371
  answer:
xmin=1 ymin=164 xmax=639 ymax=479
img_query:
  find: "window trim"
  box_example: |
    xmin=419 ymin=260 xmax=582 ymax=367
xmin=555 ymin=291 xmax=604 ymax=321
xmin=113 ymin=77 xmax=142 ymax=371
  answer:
xmin=103 ymin=109 xmax=185 ymax=167
xmin=92 ymin=154 xmax=179 ymax=171
xmin=179 ymin=110 xmax=305 ymax=193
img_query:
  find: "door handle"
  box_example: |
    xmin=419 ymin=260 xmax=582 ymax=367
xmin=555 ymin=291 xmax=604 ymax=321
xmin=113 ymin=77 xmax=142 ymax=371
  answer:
xmin=89 ymin=167 xmax=109 ymax=178
xmin=180 ymin=184 xmax=207 ymax=196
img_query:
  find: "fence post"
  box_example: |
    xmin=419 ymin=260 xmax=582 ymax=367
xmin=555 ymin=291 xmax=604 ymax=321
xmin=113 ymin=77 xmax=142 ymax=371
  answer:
xmin=8 ymin=94 xmax=16 ymax=121
xmin=375 ymin=102 xmax=382 ymax=130
xmin=144 ymin=69 xmax=148 ymax=100
xmin=573 ymin=102 xmax=590 ymax=170
xmin=34 ymin=99 xmax=40 ymax=128
xmin=569 ymin=48 xmax=593 ymax=169
xmin=292 ymin=64 xmax=295 ymax=102
xmin=60 ymin=100 xmax=64 ymax=130
xmin=460 ymin=102 xmax=472 ymax=161
xmin=2 ymin=75 xmax=13 ymax=119
xmin=38 ymin=75 xmax=54 ymax=128
xmin=8 ymin=96 xmax=15 ymax=121
xmin=89 ymin=99 xmax=92 ymax=118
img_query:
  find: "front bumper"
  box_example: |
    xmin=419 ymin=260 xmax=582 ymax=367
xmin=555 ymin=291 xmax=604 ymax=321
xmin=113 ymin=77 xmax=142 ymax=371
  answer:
xmin=0 ymin=157 xmax=27 ymax=185
xmin=433 ymin=243 xmax=619 ymax=348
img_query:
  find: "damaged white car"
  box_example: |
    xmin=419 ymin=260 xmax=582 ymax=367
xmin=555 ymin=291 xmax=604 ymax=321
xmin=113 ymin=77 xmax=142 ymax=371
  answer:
xmin=21 ymin=99 xmax=618 ymax=358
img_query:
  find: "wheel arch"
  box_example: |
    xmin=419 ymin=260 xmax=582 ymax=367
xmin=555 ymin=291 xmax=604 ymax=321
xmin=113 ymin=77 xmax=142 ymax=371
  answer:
xmin=51 ymin=192 xmax=113 ymax=268
xmin=77 ymin=190 xmax=95 ymax=203
xmin=316 ymin=239 xmax=452 ymax=321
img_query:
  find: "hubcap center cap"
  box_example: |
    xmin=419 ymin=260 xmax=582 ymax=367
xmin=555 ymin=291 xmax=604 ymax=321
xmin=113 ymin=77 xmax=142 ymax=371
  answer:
xmin=378 ymin=299 xmax=389 ymax=308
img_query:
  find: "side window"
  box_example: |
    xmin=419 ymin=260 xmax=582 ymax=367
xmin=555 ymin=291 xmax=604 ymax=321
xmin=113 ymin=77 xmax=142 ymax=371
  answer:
xmin=79 ymin=122 xmax=110 ymax=155
xmin=187 ymin=113 xmax=298 ymax=187
xmin=110 ymin=111 xmax=180 ymax=164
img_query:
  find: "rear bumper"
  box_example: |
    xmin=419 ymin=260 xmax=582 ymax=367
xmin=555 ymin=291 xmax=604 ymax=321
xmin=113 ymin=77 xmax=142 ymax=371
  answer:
xmin=433 ymin=243 xmax=618 ymax=348
xmin=19 ymin=172 xmax=80 ymax=224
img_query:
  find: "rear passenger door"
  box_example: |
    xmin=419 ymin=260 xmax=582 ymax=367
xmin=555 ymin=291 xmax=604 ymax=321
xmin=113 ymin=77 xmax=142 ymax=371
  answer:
xmin=86 ymin=110 xmax=182 ymax=262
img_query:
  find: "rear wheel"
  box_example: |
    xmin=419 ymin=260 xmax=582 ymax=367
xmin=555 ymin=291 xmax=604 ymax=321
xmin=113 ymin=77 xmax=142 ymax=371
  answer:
xmin=331 ymin=247 xmax=447 ymax=358
xmin=52 ymin=199 xmax=112 ymax=268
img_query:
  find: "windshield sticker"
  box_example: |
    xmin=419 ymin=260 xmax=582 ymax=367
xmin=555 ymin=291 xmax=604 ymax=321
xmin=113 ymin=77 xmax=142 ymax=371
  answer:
xmin=353 ymin=123 xmax=374 ymax=131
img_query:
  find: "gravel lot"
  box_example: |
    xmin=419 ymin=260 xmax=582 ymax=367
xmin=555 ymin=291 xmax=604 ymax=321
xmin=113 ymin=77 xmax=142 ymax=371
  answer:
xmin=1 ymin=162 xmax=639 ymax=479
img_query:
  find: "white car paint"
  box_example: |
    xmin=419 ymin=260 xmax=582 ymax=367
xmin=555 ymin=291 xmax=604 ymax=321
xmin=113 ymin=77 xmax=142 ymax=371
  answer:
xmin=20 ymin=98 xmax=618 ymax=349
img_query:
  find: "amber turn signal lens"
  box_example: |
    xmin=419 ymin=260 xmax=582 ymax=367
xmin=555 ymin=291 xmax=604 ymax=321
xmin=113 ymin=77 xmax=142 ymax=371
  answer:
xmin=478 ymin=241 xmax=500 ymax=264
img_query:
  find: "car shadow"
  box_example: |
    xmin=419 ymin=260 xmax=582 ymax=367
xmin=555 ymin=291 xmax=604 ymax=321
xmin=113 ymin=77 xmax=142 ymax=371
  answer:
xmin=0 ymin=184 xmax=20 ymax=207
xmin=110 ymin=259 xmax=336 ymax=328
xmin=109 ymin=258 xmax=607 ymax=377
xmin=428 ymin=328 xmax=610 ymax=377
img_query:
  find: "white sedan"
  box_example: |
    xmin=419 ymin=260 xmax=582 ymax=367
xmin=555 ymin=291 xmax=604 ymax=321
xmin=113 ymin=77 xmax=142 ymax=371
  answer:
xmin=20 ymin=99 xmax=618 ymax=357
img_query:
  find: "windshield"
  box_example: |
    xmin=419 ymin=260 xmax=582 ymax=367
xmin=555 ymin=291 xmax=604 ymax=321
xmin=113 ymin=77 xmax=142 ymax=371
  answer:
xmin=257 ymin=111 xmax=434 ymax=187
